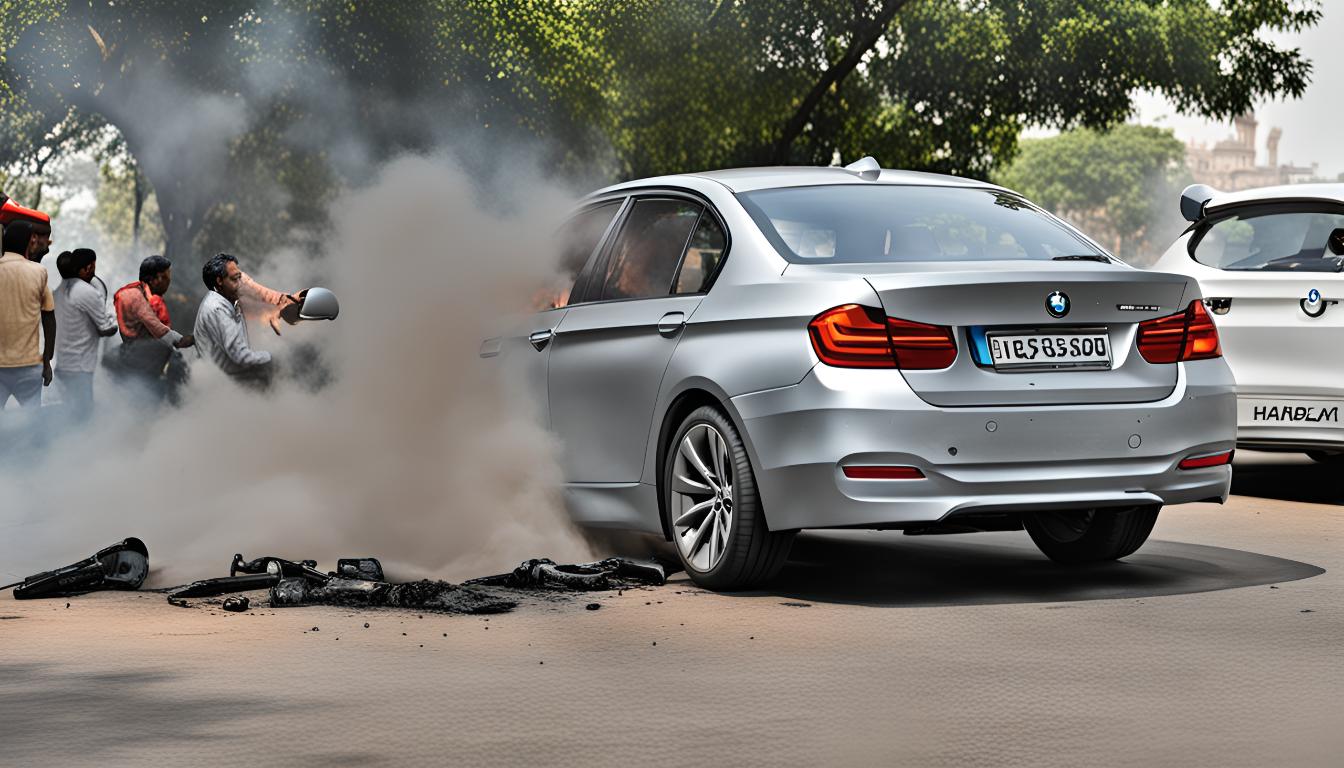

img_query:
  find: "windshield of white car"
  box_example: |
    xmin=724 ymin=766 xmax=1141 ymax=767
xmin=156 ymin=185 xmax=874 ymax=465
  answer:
xmin=1190 ymin=205 xmax=1344 ymax=273
xmin=737 ymin=185 xmax=1107 ymax=264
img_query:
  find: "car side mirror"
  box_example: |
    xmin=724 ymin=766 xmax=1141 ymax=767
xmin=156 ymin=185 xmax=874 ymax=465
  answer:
xmin=296 ymin=286 xmax=340 ymax=321
xmin=1328 ymin=228 xmax=1344 ymax=256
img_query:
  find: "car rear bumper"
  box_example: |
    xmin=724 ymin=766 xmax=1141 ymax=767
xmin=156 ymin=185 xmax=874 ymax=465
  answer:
xmin=1234 ymin=394 xmax=1344 ymax=452
xmin=732 ymin=359 xmax=1236 ymax=531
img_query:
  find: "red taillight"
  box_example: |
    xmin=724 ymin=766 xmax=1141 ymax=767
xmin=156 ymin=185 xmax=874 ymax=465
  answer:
xmin=1137 ymin=300 xmax=1222 ymax=364
xmin=1178 ymin=450 xmax=1234 ymax=470
xmin=808 ymin=304 xmax=894 ymax=368
xmin=842 ymin=465 xmax=926 ymax=480
xmin=886 ymin=316 xmax=958 ymax=370
xmin=809 ymin=305 xmax=957 ymax=370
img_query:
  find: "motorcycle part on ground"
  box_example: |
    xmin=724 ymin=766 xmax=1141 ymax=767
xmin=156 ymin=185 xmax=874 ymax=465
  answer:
xmin=230 ymin=553 xmax=318 ymax=577
xmin=334 ymin=558 xmax=384 ymax=582
xmin=168 ymin=573 xmax=284 ymax=599
xmin=10 ymin=538 xmax=149 ymax=600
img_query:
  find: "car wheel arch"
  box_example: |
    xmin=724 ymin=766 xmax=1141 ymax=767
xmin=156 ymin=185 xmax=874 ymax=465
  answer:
xmin=653 ymin=385 xmax=767 ymax=542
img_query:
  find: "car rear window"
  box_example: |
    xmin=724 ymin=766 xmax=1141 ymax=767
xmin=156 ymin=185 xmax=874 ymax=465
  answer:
xmin=1189 ymin=204 xmax=1344 ymax=272
xmin=738 ymin=185 xmax=1104 ymax=264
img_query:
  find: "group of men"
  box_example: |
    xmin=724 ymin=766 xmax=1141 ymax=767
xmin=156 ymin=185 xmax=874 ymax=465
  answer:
xmin=0 ymin=202 xmax=302 ymax=418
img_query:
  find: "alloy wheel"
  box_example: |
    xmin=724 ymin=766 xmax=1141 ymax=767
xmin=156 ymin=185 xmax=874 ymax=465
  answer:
xmin=671 ymin=424 xmax=735 ymax=572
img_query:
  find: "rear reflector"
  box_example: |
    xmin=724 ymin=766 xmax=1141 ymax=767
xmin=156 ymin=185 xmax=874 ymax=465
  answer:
xmin=1178 ymin=450 xmax=1234 ymax=470
xmin=1137 ymin=300 xmax=1222 ymax=364
xmin=842 ymin=465 xmax=926 ymax=480
xmin=809 ymin=305 xmax=957 ymax=370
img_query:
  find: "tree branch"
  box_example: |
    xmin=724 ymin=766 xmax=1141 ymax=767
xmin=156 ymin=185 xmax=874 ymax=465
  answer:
xmin=770 ymin=0 xmax=908 ymax=165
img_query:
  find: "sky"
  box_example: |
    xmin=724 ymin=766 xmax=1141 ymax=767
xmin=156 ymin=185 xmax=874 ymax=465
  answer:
xmin=1130 ymin=4 xmax=1344 ymax=179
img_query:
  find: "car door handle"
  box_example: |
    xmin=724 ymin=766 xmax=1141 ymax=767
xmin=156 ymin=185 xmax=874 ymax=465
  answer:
xmin=657 ymin=312 xmax=687 ymax=336
xmin=528 ymin=329 xmax=554 ymax=351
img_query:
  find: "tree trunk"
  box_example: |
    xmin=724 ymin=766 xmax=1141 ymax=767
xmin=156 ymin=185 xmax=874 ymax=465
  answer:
xmin=131 ymin=167 xmax=145 ymax=255
xmin=769 ymin=0 xmax=908 ymax=165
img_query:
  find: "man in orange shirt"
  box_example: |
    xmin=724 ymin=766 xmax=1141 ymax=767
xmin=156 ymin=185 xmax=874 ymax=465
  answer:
xmin=0 ymin=218 xmax=56 ymax=411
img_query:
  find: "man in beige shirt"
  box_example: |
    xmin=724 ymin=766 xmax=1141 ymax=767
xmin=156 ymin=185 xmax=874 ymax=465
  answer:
xmin=0 ymin=219 xmax=56 ymax=410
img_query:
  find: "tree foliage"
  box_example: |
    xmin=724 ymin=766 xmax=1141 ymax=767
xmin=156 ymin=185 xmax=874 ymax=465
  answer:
xmin=0 ymin=0 xmax=1322 ymax=285
xmin=994 ymin=124 xmax=1191 ymax=263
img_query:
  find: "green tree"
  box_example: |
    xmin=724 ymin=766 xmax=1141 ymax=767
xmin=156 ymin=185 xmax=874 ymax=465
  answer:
xmin=595 ymin=0 xmax=1320 ymax=177
xmin=0 ymin=0 xmax=1322 ymax=285
xmin=994 ymin=124 xmax=1191 ymax=262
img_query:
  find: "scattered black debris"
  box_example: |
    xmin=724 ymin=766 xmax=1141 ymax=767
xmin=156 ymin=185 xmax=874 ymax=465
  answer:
xmin=65 ymin=603 xmax=70 ymax=609
xmin=222 ymin=596 xmax=250 ymax=613
xmin=364 ymin=623 xmax=370 ymax=629
xmin=167 ymin=597 xmax=191 ymax=608
xmin=0 ymin=616 xmax=23 ymax=620
xmin=1300 ymin=609 xmax=1315 ymax=613
xmin=1270 ymin=586 xmax=1279 ymax=590
xmin=586 ymin=603 xmax=601 ymax=611
xmin=312 ymin=626 xmax=320 ymax=631
xmin=269 ymin=577 xmax=518 ymax=615
xmin=7 ymin=538 xmax=149 ymax=600
xmin=651 ymin=641 xmax=656 ymax=646
xmin=466 ymin=557 xmax=670 ymax=591
xmin=779 ymin=602 xmax=812 ymax=608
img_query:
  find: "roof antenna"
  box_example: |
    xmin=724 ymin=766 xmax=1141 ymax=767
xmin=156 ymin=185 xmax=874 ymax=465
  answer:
xmin=844 ymin=156 xmax=881 ymax=181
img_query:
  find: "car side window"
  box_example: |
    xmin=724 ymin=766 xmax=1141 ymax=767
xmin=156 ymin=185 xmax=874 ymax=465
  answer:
xmin=548 ymin=201 xmax=622 ymax=309
xmin=674 ymin=212 xmax=727 ymax=294
xmin=598 ymin=199 xmax=703 ymax=301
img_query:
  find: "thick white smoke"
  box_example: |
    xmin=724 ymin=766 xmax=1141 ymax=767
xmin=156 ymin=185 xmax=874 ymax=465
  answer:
xmin=0 ymin=154 xmax=593 ymax=585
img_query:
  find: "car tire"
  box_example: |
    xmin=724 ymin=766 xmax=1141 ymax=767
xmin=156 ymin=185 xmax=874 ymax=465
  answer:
xmin=663 ymin=405 xmax=794 ymax=590
xmin=1024 ymin=505 xmax=1160 ymax=564
xmin=1306 ymin=450 xmax=1344 ymax=464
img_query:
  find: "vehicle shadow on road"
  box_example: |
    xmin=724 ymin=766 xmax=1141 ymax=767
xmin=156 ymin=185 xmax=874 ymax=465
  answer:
xmin=1231 ymin=451 xmax=1342 ymax=506
xmin=758 ymin=530 xmax=1323 ymax=608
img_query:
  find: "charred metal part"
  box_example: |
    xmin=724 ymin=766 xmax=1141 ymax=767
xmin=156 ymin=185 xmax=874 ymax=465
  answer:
xmin=230 ymin=554 xmax=321 ymax=578
xmin=10 ymin=538 xmax=149 ymax=600
xmin=168 ymin=572 xmax=282 ymax=599
xmin=333 ymin=558 xmax=384 ymax=582
xmin=466 ymin=557 xmax=669 ymax=590
xmin=222 ymin=596 xmax=250 ymax=612
xmin=269 ymin=577 xmax=516 ymax=615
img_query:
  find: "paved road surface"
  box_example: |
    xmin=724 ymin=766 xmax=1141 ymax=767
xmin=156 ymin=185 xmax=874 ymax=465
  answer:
xmin=1 ymin=451 xmax=1339 ymax=766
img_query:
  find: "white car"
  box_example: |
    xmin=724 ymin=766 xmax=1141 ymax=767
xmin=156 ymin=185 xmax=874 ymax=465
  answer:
xmin=1150 ymin=183 xmax=1343 ymax=463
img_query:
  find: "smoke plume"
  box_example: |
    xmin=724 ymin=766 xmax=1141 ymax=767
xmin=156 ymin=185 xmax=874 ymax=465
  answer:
xmin=0 ymin=154 xmax=593 ymax=585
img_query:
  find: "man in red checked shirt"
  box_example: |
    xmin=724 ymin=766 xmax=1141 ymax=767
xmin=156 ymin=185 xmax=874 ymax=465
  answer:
xmin=111 ymin=255 xmax=195 ymax=405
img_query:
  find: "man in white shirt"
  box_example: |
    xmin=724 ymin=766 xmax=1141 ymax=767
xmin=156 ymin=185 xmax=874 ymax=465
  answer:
xmin=194 ymin=253 xmax=273 ymax=388
xmin=54 ymin=248 xmax=117 ymax=419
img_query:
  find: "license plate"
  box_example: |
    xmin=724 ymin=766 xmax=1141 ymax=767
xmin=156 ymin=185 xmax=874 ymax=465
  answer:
xmin=988 ymin=330 xmax=1111 ymax=370
xmin=1238 ymin=398 xmax=1343 ymax=428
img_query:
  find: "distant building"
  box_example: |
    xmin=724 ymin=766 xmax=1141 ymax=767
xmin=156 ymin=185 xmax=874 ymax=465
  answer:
xmin=1185 ymin=112 xmax=1316 ymax=191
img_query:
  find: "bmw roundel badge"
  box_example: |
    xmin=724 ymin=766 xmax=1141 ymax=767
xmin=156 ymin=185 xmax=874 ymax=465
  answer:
xmin=1045 ymin=290 xmax=1070 ymax=318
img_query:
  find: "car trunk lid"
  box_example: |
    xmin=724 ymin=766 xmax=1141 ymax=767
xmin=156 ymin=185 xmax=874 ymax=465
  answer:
xmin=852 ymin=261 xmax=1192 ymax=406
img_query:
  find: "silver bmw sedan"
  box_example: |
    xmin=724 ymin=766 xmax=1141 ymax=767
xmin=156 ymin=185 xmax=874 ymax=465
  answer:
xmin=505 ymin=159 xmax=1236 ymax=589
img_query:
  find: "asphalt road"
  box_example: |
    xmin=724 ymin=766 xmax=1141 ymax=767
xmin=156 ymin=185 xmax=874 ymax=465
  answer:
xmin=1 ymin=451 xmax=1339 ymax=767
